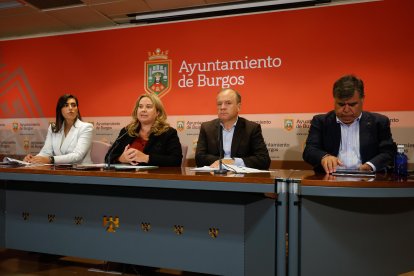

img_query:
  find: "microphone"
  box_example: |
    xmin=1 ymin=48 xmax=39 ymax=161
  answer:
xmin=214 ymin=124 xmax=228 ymax=175
xmin=105 ymin=130 xmax=128 ymax=170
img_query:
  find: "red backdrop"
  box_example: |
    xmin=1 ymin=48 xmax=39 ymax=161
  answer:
xmin=1 ymin=0 xmax=412 ymax=118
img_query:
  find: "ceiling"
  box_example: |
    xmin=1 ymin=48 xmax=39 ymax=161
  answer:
xmin=0 ymin=0 xmax=364 ymax=40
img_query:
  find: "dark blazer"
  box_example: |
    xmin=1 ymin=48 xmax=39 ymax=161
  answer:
xmin=105 ymin=127 xmax=182 ymax=167
xmin=303 ymin=111 xmax=396 ymax=172
xmin=195 ymin=117 xmax=271 ymax=170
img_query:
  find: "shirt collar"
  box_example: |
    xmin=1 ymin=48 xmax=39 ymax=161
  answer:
xmin=336 ymin=113 xmax=362 ymax=126
xmin=220 ymin=117 xmax=238 ymax=131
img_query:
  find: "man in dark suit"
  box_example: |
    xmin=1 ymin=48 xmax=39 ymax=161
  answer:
xmin=195 ymin=88 xmax=271 ymax=170
xmin=303 ymin=75 xmax=396 ymax=174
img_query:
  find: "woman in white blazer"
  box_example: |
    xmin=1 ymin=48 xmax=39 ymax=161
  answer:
xmin=23 ymin=94 xmax=93 ymax=164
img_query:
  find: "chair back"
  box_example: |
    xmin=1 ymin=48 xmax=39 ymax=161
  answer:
xmin=181 ymin=145 xmax=188 ymax=167
xmin=90 ymin=140 xmax=111 ymax=164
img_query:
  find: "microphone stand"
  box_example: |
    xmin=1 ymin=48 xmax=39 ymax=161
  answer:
xmin=104 ymin=142 xmax=118 ymax=170
xmin=214 ymin=124 xmax=228 ymax=175
xmin=105 ymin=130 xmax=128 ymax=170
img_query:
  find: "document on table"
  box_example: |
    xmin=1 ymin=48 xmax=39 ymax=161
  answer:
xmin=111 ymin=164 xmax=158 ymax=170
xmin=1 ymin=157 xmax=48 ymax=167
xmin=191 ymin=164 xmax=270 ymax=173
xmin=222 ymin=164 xmax=271 ymax=173
xmin=190 ymin=166 xmax=216 ymax=172
xmin=72 ymin=163 xmax=158 ymax=171
xmin=2 ymin=157 xmax=31 ymax=166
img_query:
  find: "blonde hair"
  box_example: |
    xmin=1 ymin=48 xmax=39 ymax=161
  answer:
xmin=126 ymin=93 xmax=170 ymax=137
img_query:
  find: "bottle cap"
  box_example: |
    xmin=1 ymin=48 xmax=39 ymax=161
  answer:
xmin=397 ymin=144 xmax=405 ymax=153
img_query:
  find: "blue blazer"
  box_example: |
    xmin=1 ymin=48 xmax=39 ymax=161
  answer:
xmin=303 ymin=111 xmax=396 ymax=172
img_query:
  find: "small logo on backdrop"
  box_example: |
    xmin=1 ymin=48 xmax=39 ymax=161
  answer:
xmin=12 ymin=122 xmax=19 ymax=132
xmin=284 ymin=119 xmax=294 ymax=131
xmin=144 ymin=48 xmax=172 ymax=98
xmin=176 ymin=121 xmax=185 ymax=132
xmin=23 ymin=137 xmax=30 ymax=152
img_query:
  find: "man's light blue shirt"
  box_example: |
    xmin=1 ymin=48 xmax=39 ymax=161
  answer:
xmin=336 ymin=114 xmax=375 ymax=171
xmin=221 ymin=118 xmax=246 ymax=167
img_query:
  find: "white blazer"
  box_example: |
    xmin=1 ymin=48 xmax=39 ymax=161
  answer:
xmin=38 ymin=119 xmax=93 ymax=164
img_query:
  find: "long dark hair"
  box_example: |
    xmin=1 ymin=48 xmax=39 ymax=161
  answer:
xmin=53 ymin=94 xmax=82 ymax=133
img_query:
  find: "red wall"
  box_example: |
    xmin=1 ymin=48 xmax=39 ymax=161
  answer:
xmin=1 ymin=0 xmax=412 ymax=118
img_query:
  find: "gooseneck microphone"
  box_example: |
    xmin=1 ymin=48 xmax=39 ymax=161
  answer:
xmin=214 ymin=124 xmax=228 ymax=175
xmin=105 ymin=130 xmax=128 ymax=170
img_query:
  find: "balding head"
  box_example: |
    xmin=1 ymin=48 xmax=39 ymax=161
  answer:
xmin=217 ymin=88 xmax=241 ymax=104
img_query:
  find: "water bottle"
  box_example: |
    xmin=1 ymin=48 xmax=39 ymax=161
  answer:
xmin=394 ymin=144 xmax=408 ymax=177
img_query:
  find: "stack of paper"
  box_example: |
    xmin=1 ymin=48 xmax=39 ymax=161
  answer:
xmin=191 ymin=164 xmax=270 ymax=173
xmin=222 ymin=164 xmax=270 ymax=173
xmin=2 ymin=157 xmax=31 ymax=166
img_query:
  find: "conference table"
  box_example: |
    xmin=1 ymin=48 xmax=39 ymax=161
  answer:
xmin=0 ymin=165 xmax=291 ymax=276
xmin=288 ymin=170 xmax=414 ymax=276
xmin=0 ymin=166 xmax=413 ymax=276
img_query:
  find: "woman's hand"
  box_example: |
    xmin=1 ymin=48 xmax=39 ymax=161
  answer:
xmin=23 ymin=154 xmax=33 ymax=163
xmin=25 ymin=155 xmax=50 ymax=164
xmin=119 ymin=145 xmax=149 ymax=165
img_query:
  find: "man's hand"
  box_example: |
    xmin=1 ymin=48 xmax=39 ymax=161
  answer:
xmin=210 ymin=158 xmax=235 ymax=168
xmin=321 ymin=155 xmax=343 ymax=174
xmin=359 ymin=163 xmax=373 ymax=171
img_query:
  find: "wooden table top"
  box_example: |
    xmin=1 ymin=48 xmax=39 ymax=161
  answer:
xmin=299 ymin=171 xmax=414 ymax=188
xmin=2 ymin=166 xmax=413 ymax=188
xmin=0 ymin=165 xmax=284 ymax=184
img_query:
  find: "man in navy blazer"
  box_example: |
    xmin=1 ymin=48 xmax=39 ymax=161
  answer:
xmin=303 ymin=75 xmax=396 ymax=174
xmin=195 ymin=88 xmax=271 ymax=170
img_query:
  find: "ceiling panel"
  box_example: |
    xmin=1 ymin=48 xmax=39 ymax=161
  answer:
xmin=144 ymin=0 xmax=207 ymax=11
xmin=82 ymin=0 xmax=124 ymax=4
xmin=0 ymin=0 xmax=367 ymax=40
xmin=91 ymin=0 xmax=149 ymax=17
xmin=45 ymin=5 xmax=114 ymax=29
xmin=0 ymin=10 xmax=70 ymax=38
xmin=205 ymin=0 xmax=244 ymax=3
xmin=0 ymin=5 xmax=35 ymax=16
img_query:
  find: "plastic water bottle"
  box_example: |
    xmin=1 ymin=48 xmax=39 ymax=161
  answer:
xmin=394 ymin=144 xmax=408 ymax=177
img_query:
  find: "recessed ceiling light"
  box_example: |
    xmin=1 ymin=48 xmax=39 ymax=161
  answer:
xmin=24 ymin=0 xmax=83 ymax=10
xmin=0 ymin=0 xmax=24 ymax=10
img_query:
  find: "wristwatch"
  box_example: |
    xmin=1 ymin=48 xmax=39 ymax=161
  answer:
xmin=50 ymin=156 xmax=55 ymax=164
